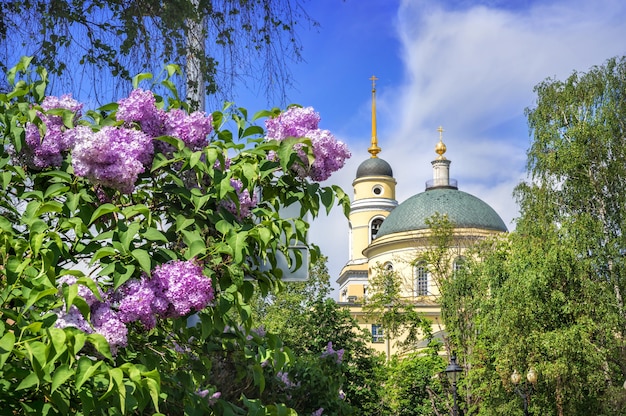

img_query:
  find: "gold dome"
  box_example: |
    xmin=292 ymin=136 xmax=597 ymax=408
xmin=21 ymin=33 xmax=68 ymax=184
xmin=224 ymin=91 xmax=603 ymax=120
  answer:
xmin=435 ymin=126 xmax=447 ymax=160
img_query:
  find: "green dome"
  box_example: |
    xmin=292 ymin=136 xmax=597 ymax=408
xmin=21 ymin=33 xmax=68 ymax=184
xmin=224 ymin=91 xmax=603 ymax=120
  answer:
xmin=356 ymin=157 xmax=393 ymax=178
xmin=376 ymin=188 xmax=507 ymax=237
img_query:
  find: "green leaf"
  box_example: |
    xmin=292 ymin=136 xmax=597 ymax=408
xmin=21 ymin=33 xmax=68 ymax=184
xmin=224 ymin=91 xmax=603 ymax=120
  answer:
xmin=113 ymin=264 xmax=136 ymax=289
xmin=51 ymin=364 xmax=74 ymax=393
xmin=75 ymin=356 xmax=101 ymax=389
xmin=89 ymin=203 xmax=119 ymax=225
xmin=122 ymin=204 xmax=150 ymax=219
xmin=242 ymin=125 xmax=264 ymax=138
xmin=142 ymin=369 xmax=161 ymax=412
xmin=131 ymin=249 xmax=152 ymax=273
xmin=142 ymin=227 xmax=169 ymax=243
xmin=120 ymin=221 xmax=141 ymax=252
xmin=23 ymin=287 xmax=57 ymax=311
xmin=132 ymin=72 xmax=153 ymax=88
xmin=2 ymin=171 xmax=12 ymax=190
xmin=0 ymin=331 xmax=15 ymax=368
xmin=227 ymin=230 xmax=249 ymax=264
xmin=189 ymin=151 xmax=202 ymax=168
xmin=181 ymin=229 xmax=206 ymax=259
xmin=175 ymin=215 xmax=195 ymax=232
xmin=90 ymin=246 xmax=118 ymax=264
xmin=16 ymin=372 xmax=39 ymax=391
xmin=25 ymin=341 xmax=47 ymax=369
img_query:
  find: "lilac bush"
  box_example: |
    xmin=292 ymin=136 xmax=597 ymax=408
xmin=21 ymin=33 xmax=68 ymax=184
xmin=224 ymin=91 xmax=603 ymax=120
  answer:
xmin=2 ymin=60 xmax=354 ymax=415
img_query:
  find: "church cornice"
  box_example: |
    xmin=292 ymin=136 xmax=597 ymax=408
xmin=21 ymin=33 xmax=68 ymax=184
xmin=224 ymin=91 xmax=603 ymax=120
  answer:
xmin=351 ymin=198 xmax=398 ymax=212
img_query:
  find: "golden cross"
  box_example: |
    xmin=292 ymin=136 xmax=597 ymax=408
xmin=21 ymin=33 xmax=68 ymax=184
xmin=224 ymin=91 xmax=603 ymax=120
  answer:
xmin=369 ymin=75 xmax=378 ymax=90
xmin=438 ymin=125 xmax=444 ymax=141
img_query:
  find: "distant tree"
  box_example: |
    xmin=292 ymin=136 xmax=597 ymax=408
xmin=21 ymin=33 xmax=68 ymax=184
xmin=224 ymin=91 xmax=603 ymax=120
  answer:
xmin=363 ymin=263 xmax=434 ymax=355
xmin=252 ymin=257 xmax=390 ymax=415
xmin=385 ymin=352 xmax=446 ymax=416
xmin=0 ymin=0 xmax=315 ymax=107
xmin=441 ymin=56 xmax=626 ymax=416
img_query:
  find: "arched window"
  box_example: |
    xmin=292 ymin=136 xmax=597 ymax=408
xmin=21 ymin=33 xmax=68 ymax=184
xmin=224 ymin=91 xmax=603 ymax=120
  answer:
xmin=453 ymin=256 xmax=466 ymax=273
xmin=383 ymin=261 xmax=393 ymax=271
xmin=370 ymin=217 xmax=384 ymax=241
xmin=414 ymin=263 xmax=429 ymax=296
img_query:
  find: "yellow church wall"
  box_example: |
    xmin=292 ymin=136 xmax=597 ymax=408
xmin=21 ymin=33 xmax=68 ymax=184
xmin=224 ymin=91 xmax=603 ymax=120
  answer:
xmin=344 ymin=303 xmax=446 ymax=358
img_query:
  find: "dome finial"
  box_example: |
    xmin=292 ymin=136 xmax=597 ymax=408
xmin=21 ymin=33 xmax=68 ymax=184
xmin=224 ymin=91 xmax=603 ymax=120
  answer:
xmin=435 ymin=125 xmax=447 ymax=160
xmin=368 ymin=75 xmax=381 ymax=158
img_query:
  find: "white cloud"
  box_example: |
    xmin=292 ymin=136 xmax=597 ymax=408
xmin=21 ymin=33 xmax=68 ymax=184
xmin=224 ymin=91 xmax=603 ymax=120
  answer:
xmin=311 ymin=0 xmax=626 ymax=292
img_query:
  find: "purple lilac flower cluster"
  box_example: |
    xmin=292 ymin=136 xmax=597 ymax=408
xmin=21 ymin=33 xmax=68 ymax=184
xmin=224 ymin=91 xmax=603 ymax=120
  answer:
xmin=220 ymin=178 xmax=258 ymax=219
xmin=276 ymin=371 xmax=300 ymax=389
xmin=311 ymin=408 xmax=324 ymax=416
xmin=72 ymin=126 xmax=154 ymax=193
xmin=197 ymin=389 xmax=221 ymax=405
xmin=117 ymin=89 xmax=213 ymax=152
xmin=24 ymin=94 xmax=83 ymax=168
xmin=321 ymin=341 xmax=344 ymax=364
xmin=117 ymin=259 xmax=214 ymax=328
xmin=265 ymin=106 xmax=351 ymax=182
xmin=53 ymin=260 xmax=213 ymax=354
xmin=54 ymin=276 xmax=128 ymax=354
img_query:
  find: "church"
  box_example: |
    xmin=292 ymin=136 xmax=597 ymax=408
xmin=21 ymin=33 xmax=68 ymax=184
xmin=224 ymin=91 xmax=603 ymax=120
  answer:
xmin=336 ymin=80 xmax=508 ymax=358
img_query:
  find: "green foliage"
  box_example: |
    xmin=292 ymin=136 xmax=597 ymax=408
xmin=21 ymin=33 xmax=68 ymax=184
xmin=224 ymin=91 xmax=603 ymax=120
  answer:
xmin=442 ymin=56 xmax=626 ymax=416
xmin=385 ymin=353 xmax=446 ymax=416
xmin=0 ymin=58 xmax=350 ymax=414
xmin=252 ymin=257 xmax=389 ymax=415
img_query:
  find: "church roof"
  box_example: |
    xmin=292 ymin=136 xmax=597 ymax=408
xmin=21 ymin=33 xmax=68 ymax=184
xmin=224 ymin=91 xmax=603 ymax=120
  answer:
xmin=376 ymin=187 xmax=508 ymax=237
xmin=356 ymin=157 xmax=393 ymax=178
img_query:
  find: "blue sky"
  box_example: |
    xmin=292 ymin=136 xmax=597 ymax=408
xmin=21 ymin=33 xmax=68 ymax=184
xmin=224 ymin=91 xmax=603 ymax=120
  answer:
xmin=241 ymin=0 xmax=626 ymax=288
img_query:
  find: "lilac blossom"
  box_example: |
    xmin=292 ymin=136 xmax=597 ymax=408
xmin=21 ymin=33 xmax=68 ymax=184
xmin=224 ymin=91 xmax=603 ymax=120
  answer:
xmin=265 ymin=106 xmax=320 ymax=140
xmin=150 ymin=259 xmax=214 ymax=318
xmin=264 ymin=106 xmax=350 ymax=181
xmin=306 ymin=129 xmax=351 ymax=182
xmin=117 ymin=88 xmax=166 ymax=138
xmin=117 ymin=89 xmax=213 ymax=153
xmin=220 ymin=178 xmax=258 ymax=219
xmin=117 ymin=259 xmax=214 ymax=327
xmin=23 ymin=94 xmax=83 ymax=168
xmin=276 ymin=371 xmax=300 ymax=389
xmin=311 ymin=408 xmax=324 ymax=416
xmin=92 ymin=302 xmax=128 ymax=354
xmin=53 ymin=275 xmax=128 ymax=354
xmin=321 ymin=341 xmax=344 ymax=364
xmin=72 ymin=125 xmax=154 ymax=193
xmin=164 ymin=109 xmax=213 ymax=150
xmin=196 ymin=389 xmax=221 ymax=405
xmin=208 ymin=392 xmax=221 ymax=405
xmin=117 ymin=279 xmax=159 ymax=329
xmin=54 ymin=305 xmax=93 ymax=333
